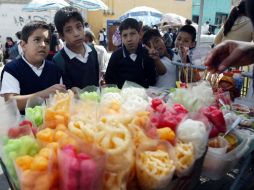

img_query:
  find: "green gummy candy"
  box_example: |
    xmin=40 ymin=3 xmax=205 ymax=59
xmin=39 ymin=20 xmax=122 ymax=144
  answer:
xmin=104 ymin=87 xmax=120 ymax=93
xmin=80 ymin=91 xmax=100 ymax=102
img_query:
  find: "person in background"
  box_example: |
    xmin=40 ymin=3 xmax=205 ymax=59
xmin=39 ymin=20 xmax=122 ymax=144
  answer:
xmin=103 ymin=27 xmax=107 ymax=50
xmin=143 ymin=29 xmax=177 ymax=89
xmin=84 ymin=30 xmax=109 ymax=85
xmin=84 ymin=22 xmax=90 ymax=31
xmin=53 ymin=6 xmax=99 ymax=93
xmin=47 ymin=23 xmax=60 ymax=60
xmin=163 ymin=27 xmax=173 ymax=49
xmin=140 ymin=25 xmax=151 ymax=40
xmin=98 ymin=29 xmax=105 ymax=48
xmin=214 ymin=0 xmax=253 ymax=45
xmin=8 ymin=31 xmax=23 ymax=60
xmin=112 ymin=26 xmax=122 ymax=48
xmin=185 ymin=19 xmax=192 ymax=25
xmin=4 ymin=37 xmax=15 ymax=62
xmin=0 ymin=21 xmax=65 ymax=112
xmin=105 ymin=18 xmax=166 ymax=88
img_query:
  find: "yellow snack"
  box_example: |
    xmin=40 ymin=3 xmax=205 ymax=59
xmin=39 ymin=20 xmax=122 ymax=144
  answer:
xmin=136 ymin=149 xmax=175 ymax=190
xmin=36 ymin=128 xmax=54 ymax=143
xmin=30 ymin=155 xmax=48 ymax=171
xmin=38 ymin=148 xmax=51 ymax=160
xmin=16 ymin=156 xmax=34 ymax=170
xmin=157 ymin=128 xmax=175 ymax=142
xmin=175 ymin=142 xmax=194 ymax=176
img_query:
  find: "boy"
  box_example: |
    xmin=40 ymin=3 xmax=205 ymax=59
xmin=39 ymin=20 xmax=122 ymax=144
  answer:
xmin=142 ymin=29 xmax=177 ymax=89
xmin=173 ymin=24 xmax=200 ymax=82
xmin=105 ymin=18 xmax=166 ymax=88
xmin=53 ymin=6 xmax=99 ymax=91
xmin=0 ymin=21 xmax=65 ymax=112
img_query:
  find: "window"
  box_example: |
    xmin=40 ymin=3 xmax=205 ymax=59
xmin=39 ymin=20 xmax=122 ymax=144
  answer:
xmin=192 ymin=15 xmax=199 ymax=24
xmin=215 ymin=12 xmax=228 ymax=26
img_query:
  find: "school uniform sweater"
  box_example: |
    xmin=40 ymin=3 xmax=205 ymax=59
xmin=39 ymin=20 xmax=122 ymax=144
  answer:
xmin=105 ymin=44 xmax=156 ymax=88
xmin=53 ymin=46 xmax=99 ymax=89
xmin=1 ymin=58 xmax=62 ymax=95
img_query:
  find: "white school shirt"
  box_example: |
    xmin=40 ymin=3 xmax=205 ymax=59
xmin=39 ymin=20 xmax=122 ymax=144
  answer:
xmin=63 ymin=43 xmax=92 ymax=63
xmin=0 ymin=56 xmax=62 ymax=94
xmin=155 ymin=56 xmax=177 ymax=89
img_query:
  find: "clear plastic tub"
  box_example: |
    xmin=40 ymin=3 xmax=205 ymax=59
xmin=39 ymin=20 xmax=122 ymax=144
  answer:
xmin=201 ymin=130 xmax=250 ymax=180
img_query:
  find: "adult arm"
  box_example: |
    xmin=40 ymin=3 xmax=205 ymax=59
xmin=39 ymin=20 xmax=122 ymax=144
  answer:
xmin=214 ymin=27 xmax=224 ymax=46
xmin=204 ymin=40 xmax=254 ymax=73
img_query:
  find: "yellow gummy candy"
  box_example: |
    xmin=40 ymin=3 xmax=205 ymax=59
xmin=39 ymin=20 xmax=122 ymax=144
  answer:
xmin=157 ymin=127 xmax=175 ymax=142
xmin=16 ymin=155 xmax=34 ymax=170
xmin=30 ymin=156 xmax=48 ymax=171
xmin=36 ymin=128 xmax=54 ymax=143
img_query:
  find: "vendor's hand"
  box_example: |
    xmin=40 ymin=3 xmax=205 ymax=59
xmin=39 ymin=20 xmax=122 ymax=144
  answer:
xmin=205 ymin=40 xmax=254 ymax=73
xmin=144 ymin=42 xmax=160 ymax=60
xmin=37 ymin=84 xmax=66 ymax=99
xmin=71 ymin=87 xmax=80 ymax=95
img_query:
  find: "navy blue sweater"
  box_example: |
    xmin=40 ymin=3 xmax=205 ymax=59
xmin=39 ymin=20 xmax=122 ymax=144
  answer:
xmin=105 ymin=44 xmax=156 ymax=88
xmin=1 ymin=58 xmax=62 ymax=95
xmin=53 ymin=46 xmax=99 ymax=89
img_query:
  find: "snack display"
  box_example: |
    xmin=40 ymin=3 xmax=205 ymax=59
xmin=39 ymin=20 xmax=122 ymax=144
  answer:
xmin=2 ymin=81 xmax=248 ymax=189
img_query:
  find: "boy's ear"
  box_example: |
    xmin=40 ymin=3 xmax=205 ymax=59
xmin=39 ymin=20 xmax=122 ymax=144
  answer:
xmin=20 ymin=40 xmax=27 ymax=50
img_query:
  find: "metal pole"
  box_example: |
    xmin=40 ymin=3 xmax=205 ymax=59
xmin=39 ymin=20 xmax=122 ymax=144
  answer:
xmin=197 ymin=0 xmax=204 ymax=46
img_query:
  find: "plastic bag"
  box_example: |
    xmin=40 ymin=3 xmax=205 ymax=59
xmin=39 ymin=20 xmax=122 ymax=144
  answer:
xmin=15 ymin=145 xmax=58 ymax=190
xmin=79 ymin=85 xmax=100 ymax=102
xmin=136 ymin=141 xmax=176 ymax=190
xmin=58 ymin=136 xmax=106 ymax=190
xmin=25 ymin=96 xmax=45 ymax=127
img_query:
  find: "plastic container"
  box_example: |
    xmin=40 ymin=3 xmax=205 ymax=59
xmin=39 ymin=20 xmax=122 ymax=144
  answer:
xmin=202 ymin=130 xmax=249 ymax=180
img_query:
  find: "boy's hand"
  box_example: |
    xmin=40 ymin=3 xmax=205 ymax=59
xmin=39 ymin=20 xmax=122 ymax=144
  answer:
xmin=37 ymin=84 xmax=66 ymax=99
xmin=144 ymin=42 xmax=160 ymax=60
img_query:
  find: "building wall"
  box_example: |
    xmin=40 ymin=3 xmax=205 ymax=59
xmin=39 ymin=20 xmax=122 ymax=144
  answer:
xmin=192 ymin=0 xmax=231 ymax=25
xmin=0 ymin=3 xmax=53 ymax=42
xmin=88 ymin=0 xmax=193 ymax=38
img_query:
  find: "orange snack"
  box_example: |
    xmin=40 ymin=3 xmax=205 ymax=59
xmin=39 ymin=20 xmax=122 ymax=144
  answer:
xmin=36 ymin=128 xmax=54 ymax=143
xmin=30 ymin=155 xmax=48 ymax=171
xmin=157 ymin=128 xmax=176 ymax=142
xmin=16 ymin=156 xmax=34 ymax=170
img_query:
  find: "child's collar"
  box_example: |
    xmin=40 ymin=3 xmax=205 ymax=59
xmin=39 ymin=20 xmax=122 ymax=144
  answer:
xmin=122 ymin=43 xmax=142 ymax=58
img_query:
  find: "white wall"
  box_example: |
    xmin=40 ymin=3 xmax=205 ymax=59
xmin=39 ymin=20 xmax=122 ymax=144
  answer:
xmin=0 ymin=4 xmax=54 ymax=47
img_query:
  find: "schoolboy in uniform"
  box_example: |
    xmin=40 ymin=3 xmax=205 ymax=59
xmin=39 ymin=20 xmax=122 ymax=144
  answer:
xmin=53 ymin=7 xmax=99 ymax=91
xmin=105 ymin=18 xmax=166 ymax=88
xmin=0 ymin=21 xmax=65 ymax=112
xmin=142 ymin=29 xmax=177 ymax=90
xmin=173 ymin=25 xmax=201 ymax=82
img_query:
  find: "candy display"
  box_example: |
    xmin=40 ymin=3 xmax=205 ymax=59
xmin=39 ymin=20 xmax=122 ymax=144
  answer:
xmin=1 ymin=81 xmax=251 ymax=189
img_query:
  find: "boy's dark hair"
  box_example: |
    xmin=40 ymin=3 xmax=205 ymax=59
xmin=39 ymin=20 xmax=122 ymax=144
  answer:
xmin=15 ymin=31 xmax=21 ymax=40
xmin=54 ymin=6 xmax=84 ymax=36
xmin=142 ymin=29 xmax=161 ymax=45
xmin=21 ymin=21 xmax=50 ymax=42
xmin=119 ymin=18 xmax=140 ymax=34
xmin=179 ymin=25 xmax=196 ymax=42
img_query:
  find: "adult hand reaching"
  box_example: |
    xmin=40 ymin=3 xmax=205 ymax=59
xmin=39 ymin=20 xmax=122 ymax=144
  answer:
xmin=205 ymin=40 xmax=254 ymax=73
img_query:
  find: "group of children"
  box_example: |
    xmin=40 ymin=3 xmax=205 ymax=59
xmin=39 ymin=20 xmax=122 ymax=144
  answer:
xmin=0 ymin=6 xmax=198 ymax=113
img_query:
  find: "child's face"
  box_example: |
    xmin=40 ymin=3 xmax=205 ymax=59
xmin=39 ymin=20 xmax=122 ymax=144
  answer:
xmin=61 ymin=19 xmax=84 ymax=48
xmin=121 ymin=28 xmax=140 ymax=53
xmin=149 ymin=36 xmax=167 ymax=57
xmin=175 ymin=31 xmax=195 ymax=50
xmin=21 ymin=28 xmax=50 ymax=65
